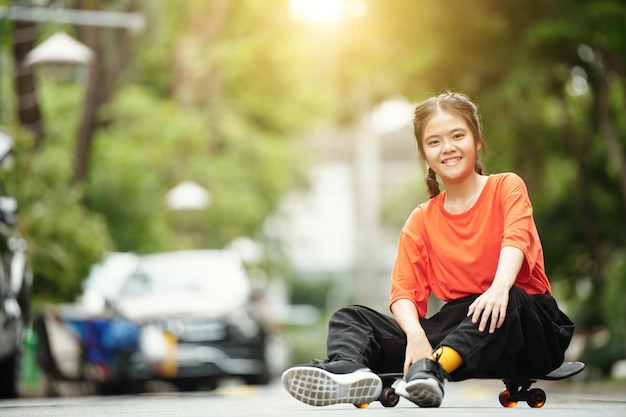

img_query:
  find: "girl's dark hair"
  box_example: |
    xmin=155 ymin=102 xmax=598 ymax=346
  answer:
xmin=413 ymin=91 xmax=486 ymax=198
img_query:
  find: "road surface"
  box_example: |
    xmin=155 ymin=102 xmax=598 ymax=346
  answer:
xmin=1 ymin=378 xmax=624 ymax=417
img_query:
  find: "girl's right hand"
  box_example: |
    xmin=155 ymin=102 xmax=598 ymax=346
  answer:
xmin=403 ymin=330 xmax=434 ymax=374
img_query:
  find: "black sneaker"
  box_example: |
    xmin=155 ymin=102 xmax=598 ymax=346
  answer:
xmin=395 ymin=358 xmax=447 ymax=407
xmin=281 ymin=359 xmax=382 ymax=407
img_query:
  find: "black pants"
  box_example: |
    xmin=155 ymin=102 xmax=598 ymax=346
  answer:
xmin=326 ymin=286 xmax=574 ymax=381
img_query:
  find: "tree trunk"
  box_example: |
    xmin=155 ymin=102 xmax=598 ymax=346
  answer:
xmin=559 ymin=96 xmax=603 ymax=295
xmin=72 ymin=24 xmax=101 ymax=184
xmin=595 ymin=68 xmax=626 ymax=216
xmin=72 ymin=1 xmax=139 ymax=184
xmin=12 ymin=19 xmax=44 ymax=148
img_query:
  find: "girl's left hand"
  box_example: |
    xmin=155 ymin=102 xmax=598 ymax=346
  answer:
xmin=467 ymin=285 xmax=509 ymax=333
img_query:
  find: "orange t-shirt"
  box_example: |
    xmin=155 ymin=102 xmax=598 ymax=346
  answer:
xmin=389 ymin=173 xmax=551 ymax=317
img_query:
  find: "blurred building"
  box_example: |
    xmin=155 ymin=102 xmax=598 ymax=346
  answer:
xmin=273 ymin=100 xmax=423 ymax=312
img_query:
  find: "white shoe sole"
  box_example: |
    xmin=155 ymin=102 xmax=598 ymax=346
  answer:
xmin=395 ymin=378 xmax=443 ymax=407
xmin=281 ymin=366 xmax=382 ymax=407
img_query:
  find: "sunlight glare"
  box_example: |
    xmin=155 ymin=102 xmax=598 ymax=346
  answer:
xmin=289 ymin=0 xmax=367 ymax=24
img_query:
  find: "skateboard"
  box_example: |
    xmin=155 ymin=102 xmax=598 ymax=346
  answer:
xmin=493 ymin=361 xmax=585 ymax=408
xmin=358 ymin=361 xmax=585 ymax=408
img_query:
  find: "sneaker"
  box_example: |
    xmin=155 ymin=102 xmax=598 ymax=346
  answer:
xmin=281 ymin=360 xmax=382 ymax=407
xmin=395 ymin=358 xmax=447 ymax=407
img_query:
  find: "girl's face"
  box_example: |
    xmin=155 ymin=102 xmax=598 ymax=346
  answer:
xmin=422 ymin=110 xmax=482 ymax=185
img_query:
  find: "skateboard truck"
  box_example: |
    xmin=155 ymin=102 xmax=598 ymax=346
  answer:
xmin=499 ymin=379 xmax=546 ymax=408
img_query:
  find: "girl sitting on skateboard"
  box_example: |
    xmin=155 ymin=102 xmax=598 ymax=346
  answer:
xmin=281 ymin=91 xmax=575 ymax=408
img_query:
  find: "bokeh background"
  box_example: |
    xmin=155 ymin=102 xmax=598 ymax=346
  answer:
xmin=1 ymin=0 xmax=625 ymax=382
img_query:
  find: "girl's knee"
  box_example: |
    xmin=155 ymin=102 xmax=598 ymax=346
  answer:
xmin=330 ymin=305 xmax=368 ymax=321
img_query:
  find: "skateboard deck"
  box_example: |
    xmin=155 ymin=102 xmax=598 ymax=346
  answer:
xmin=364 ymin=361 xmax=585 ymax=408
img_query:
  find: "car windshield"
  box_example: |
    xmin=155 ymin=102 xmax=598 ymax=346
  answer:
xmin=119 ymin=250 xmax=251 ymax=299
xmin=83 ymin=253 xmax=140 ymax=300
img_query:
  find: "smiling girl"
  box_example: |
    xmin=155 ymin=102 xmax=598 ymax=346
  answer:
xmin=281 ymin=92 xmax=575 ymax=408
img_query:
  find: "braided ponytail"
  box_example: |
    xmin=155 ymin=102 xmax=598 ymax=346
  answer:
xmin=425 ymin=167 xmax=441 ymax=198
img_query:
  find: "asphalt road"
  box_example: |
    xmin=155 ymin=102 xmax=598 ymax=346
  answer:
xmin=1 ymin=378 xmax=624 ymax=417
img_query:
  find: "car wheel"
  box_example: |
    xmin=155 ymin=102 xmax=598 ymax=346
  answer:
xmin=0 ymin=350 xmax=21 ymax=398
xmin=243 ymin=370 xmax=270 ymax=386
xmin=174 ymin=380 xmax=200 ymax=392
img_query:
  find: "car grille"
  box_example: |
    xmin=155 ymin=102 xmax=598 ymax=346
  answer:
xmin=159 ymin=318 xmax=227 ymax=342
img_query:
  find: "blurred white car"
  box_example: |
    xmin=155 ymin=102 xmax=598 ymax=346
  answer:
xmin=34 ymin=250 xmax=270 ymax=393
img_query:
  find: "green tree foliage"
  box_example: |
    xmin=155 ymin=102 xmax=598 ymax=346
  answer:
xmin=511 ymin=2 xmax=626 ymax=373
xmin=4 ymin=83 xmax=113 ymax=302
xmin=86 ymin=86 xmax=308 ymax=251
xmin=1 ymin=0 xmax=314 ymax=304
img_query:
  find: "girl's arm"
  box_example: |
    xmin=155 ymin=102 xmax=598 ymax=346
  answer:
xmin=391 ymin=298 xmax=434 ymax=373
xmin=467 ymin=245 xmax=524 ymax=333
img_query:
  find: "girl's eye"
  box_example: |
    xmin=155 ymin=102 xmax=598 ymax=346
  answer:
xmin=452 ymin=133 xmax=464 ymax=140
xmin=426 ymin=139 xmax=439 ymax=146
